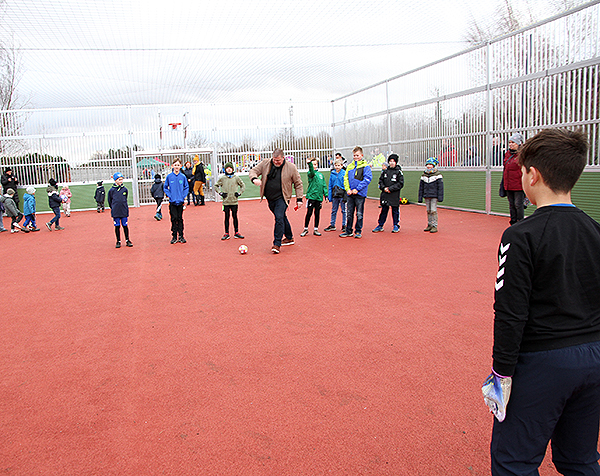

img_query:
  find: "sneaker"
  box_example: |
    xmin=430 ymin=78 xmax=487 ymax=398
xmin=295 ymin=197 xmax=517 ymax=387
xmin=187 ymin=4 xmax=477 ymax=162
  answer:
xmin=234 ymin=232 xmax=244 ymax=239
xmin=313 ymin=230 xmax=321 ymax=236
xmin=429 ymin=226 xmax=438 ymax=233
xmin=10 ymin=229 xmax=19 ymax=233
xmin=115 ymin=241 xmax=121 ymax=248
xmin=45 ymin=222 xmax=52 ymax=231
xmin=183 ymin=205 xmax=186 ymax=210
xmin=424 ymin=225 xmax=432 ymax=232
xmin=13 ymin=223 xmax=22 ymax=229
xmin=271 ymin=245 xmax=280 ymax=254
xmin=170 ymin=238 xmax=177 ymax=244
xmin=372 ymin=226 xmax=384 ymax=233
xmin=30 ymin=228 xmax=40 ymax=232
xmin=154 ymin=214 xmax=160 ymax=221
xmin=0 ymin=229 xmax=7 ymax=233
xmin=324 ymin=225 xmax=336 ymax=232
xmin=392 ymin=225 xmax=400 ymax=233
xmin=126 ymin=240 xmax=133 ymax=247
xmin=339 ymin=232 xmax=353 ymax=238
xmin=221 ymin=233 xmax=230 ymax=240
xmin=178 ymin=237 xmax=187 ymax=243
xmin=341 ymin=226 xmax=346 ymax=232
xmin=55 ymin=226 xmax=64 ymax=230
xmin=21 ymin=227 xmax=30 ymax=233
xmin=300 ymin=229 xmax=308 ymax=237
xmin=354 ymin=233 xmax=362 ymax=239
xmin=281 ymin=237 xmax=294 ymax=246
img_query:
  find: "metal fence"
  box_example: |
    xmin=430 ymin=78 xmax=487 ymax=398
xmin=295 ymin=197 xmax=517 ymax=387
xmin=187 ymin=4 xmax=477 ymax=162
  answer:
xmin=331 ymin=1 xmax=600 ymax=214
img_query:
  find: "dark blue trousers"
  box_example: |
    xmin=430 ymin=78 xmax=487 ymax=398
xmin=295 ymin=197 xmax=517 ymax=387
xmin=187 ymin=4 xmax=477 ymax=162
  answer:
xmin=345 ymin=194 xmax=365 ymax=234
xmin=491 ymin=341 xmax=600 ymax=476
xmin=267 ymin=198 xmax=293 ymax=247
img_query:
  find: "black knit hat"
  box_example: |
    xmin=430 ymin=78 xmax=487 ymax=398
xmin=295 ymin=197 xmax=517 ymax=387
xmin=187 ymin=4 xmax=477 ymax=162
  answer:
xmin=49 ymin=178 xmax=57 ymax=186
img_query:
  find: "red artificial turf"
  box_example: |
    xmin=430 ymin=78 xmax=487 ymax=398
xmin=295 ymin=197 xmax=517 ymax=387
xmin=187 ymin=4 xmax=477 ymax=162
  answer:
xmin=0 ymin=200 xmax=574 ymax=475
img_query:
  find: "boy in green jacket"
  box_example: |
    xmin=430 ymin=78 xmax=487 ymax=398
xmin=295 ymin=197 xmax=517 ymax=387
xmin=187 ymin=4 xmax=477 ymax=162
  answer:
xmin=215 ymin=162 xmax=246 ymax=240
xmin=300 ymin=157 xmax=328 ymax=237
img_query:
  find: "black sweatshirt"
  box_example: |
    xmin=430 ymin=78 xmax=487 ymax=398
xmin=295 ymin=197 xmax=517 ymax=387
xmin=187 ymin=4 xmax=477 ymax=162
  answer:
xmin=492 ymin=205 xmax=600 ymax=376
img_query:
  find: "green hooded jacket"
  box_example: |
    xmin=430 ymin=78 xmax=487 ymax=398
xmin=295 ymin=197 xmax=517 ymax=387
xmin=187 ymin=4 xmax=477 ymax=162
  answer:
xmin=305 ymin=161 xmax=327 ymax=201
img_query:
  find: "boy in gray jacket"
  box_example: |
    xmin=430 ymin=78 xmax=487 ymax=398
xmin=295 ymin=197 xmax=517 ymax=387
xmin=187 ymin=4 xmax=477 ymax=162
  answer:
xmin=215 ymin=162 xmax=246 ymax=240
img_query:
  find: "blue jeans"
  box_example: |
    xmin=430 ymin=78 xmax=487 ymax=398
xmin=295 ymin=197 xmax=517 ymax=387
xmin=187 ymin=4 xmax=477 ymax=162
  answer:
xmin=330 ymin=197 xmax=346 ymax=227
xmin=23 ymin=214 xmax=36 ymax=228
xmin=378 ymin=204 xmax=399 ymax=227
xmin=49 ymin=207 xmax=60 ymax=226
xmin=491 ymin=341 xmax=600 ymax=476
xmin=345 ymin=194 xmax=365 ymax=234
xmin=267 ymin=198 xmax=293 ymax=246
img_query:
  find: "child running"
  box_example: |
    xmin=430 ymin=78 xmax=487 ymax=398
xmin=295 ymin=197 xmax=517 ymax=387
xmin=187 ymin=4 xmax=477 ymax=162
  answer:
xmin=46 ymin=178 xmax=64 ymax=231
xmin=150 ymin=173 xmax=164 ymax=220
xmin=215 ymin=162 xmax=246 ymax=240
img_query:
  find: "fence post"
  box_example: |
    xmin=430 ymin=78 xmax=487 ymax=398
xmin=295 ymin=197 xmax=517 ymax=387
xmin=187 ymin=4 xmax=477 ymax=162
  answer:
xmin=485 ymin=41 xmax=492 ymax=215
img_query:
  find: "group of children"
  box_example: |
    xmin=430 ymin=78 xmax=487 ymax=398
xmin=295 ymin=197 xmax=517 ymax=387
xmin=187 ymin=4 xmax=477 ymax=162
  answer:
xmin=0 ymin=180 xmax=73 ymax=233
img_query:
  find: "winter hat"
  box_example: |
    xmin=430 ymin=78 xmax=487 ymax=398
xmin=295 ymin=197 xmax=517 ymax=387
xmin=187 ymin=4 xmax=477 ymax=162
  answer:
xmin=388 ymin=153 xmax=399 ymax=164
xmin=425 ymin=157 xmax=439 ymax=167
xmin=509 ymin=133 xmax=524 ymax=145
xmin=155 ymin=173 xmax=161 ymax=179
xmin=4 ymin=167 xmax=12 ymax=173
xmin=26 ymin=186 xmax=36 ymax=194
xmin=113 ymin=172 xmax=123 ymax=181
xmin=6 ymin=188 xmax=15 ymax=196
xmin=49 ymin=178 xmax=57 ymax=187
xmin=97 ymin=181 xmax=103 ymax=186
xmin=224 ymin=162 xmax=234 ymax=171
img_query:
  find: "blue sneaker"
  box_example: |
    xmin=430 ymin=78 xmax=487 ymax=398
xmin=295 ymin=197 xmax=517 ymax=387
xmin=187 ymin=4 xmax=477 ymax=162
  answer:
xmin=392 ymin=225 xmax=400 ymax=233
xmin=372 ymin=225 xmax=384 ymax=233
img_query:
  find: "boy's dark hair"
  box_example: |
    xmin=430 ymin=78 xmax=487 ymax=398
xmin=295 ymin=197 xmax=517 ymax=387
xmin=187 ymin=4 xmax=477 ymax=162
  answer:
xmin=518 ymin=128 xmax=588 ymax=193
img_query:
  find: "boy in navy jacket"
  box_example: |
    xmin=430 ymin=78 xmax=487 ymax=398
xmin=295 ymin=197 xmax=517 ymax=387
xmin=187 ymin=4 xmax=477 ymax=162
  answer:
xmin=163 ymin=158 xmax=189 ymax=244
xmin=107 ymin=173 xmax=133 ymax=248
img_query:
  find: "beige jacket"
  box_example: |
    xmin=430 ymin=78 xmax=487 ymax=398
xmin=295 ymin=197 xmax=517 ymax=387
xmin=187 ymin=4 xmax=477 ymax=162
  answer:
xmin=249 ymin=159 xmax=304 ymax=204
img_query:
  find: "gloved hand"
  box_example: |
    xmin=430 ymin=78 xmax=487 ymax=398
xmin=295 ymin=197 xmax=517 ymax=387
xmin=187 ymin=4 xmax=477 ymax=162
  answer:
xmin=482 ymin=370 xmax=512 ymax=422
xmin=220 ymin=192 xmax=228 ymax=198
xmin=234 ymin=192 xmax=240 ymax=198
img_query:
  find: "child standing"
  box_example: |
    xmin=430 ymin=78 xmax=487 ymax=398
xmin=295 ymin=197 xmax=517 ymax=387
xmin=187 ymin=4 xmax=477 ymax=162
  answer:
xmin=1 ymin=189 xmax=24 ymax=233
xmin=487 ymin=128 xmax=600 ymax=475
xmin=150 ymin=173 xmax=164 ymax=220
xmin=324 ymin=157 xmax=346 ymax=232
xmin=215 ymin=162 xmax=246 ymax=240
xmin=301 ymin=157 xmax=328 ymax=236
xmin=46 ymin=178 xmax=64 ymax=231
xmin=418 ymin=157 xmax=444 ymax=233
xmin=163 ymin=158 xmax=189 ymax=244
xmin=95 ymin=181 xmax=106 ymax=212
xmin=373 ymin=153 xmax=404 ymax=233
xmin=107 ymin=172 xmax=133 ymax=248
xmin=23 ymin=186 xmax=40 ymax=231
xmin=60 ymin=185 xmax=72 ymax=217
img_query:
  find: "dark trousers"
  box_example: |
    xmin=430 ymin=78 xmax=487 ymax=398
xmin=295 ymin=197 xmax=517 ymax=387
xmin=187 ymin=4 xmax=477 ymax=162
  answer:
xmin=378 ymin=204 xmax=399 ymax=227
xmin=304 ymin=199 xmax=322 ymax=228
xmin=506 ymin=190 xmax=525 ymax=225
xmin=267 ymin=198 xmax=292 ymax=247
xmin=491 ymin=341 xmax=600 ymax=476
xmin=154 ymin=197 xmax=163 ymax=214
xmin=49 ymin=207 xmax=60 ymax=226
xmin=169 ymin=202 xmax=184 ymax=238
xmin=224 ymin=205 xmax=239 ymax=234
xmin=345 ymin=194 xmax=365 ymax=234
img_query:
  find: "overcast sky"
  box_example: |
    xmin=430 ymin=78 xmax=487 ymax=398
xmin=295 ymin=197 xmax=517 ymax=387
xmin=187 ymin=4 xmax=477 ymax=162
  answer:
xmin=0 ymin=0 xmax=581 ymax=109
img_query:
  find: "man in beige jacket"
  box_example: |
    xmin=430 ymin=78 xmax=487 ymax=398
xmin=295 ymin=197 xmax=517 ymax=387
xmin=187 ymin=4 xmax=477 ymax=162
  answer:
xmin=249 ymin=149 xmax=304 ymax=254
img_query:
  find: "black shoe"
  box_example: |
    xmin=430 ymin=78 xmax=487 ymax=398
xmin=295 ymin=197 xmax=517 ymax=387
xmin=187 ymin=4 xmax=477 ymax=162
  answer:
xmin=115 ymin=241 xmax=121 ymax=248
xmin=170 ymin=238 xmax=177 ymax=244
xmin=324 ymin=225 xmax=336 ymax=232
xmin=234 ymin=232 xmax=244 ymax=239
xmin=126 ymin=240 xmax=133 ymax=247
xmin=178 ymin=237 xmax=187 ymax=243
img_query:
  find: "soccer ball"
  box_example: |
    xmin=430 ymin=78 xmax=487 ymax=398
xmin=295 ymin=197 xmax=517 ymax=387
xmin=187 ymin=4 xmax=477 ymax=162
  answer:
xmin=400 ymin=197 xmax=409 ymax=205
xmin=238 ymin=244 xmax=248 ymax=254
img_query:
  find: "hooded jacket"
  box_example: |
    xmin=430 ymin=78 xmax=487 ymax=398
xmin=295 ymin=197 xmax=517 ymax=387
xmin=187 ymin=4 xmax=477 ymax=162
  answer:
xmin=328 ymin=167 xmax=346 ymax=201
xmin=107 ymin=183 xmax=129 ymax=218
xmin=343 ymin=159 xmax=372 ymax=197
xmin=150 ymin=176 xmax=164 ymax=199
xmin=418 ymin=168 xmax=444 ymax=202
xmin=0 ymin=194 xmax=20 ymax=217
xmin=23 ymin=193 xmax=36 ymax=215
xmin=47 ymin=186 xmax=62 ymax=209
xmin=215 ymin=173 xmax=246 ymax=206
xmin=378 ymin=164 xmax=404 ymax=207
xmin=95 ymin=184 xmax=106 ymax=203
xmin=305 ymin=161 xmax=327 ymax=202
xmin=249 ymin=158 xmax=304 ymax=204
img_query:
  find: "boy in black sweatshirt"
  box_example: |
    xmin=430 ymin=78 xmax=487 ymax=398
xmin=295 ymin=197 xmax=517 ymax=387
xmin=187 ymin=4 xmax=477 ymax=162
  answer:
xmin=487 ymin=129 xmax=600 ymax=475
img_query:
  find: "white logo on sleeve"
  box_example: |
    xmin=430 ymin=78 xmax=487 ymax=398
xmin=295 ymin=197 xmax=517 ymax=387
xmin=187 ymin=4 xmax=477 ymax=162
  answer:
xmin=495 ymin=243 xmax=510 ymax=291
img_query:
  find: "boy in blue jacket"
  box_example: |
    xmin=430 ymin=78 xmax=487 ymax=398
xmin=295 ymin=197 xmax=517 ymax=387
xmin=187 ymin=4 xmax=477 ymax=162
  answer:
xmin=23 ymin=186 xmax=40 ymax=231
xmin=107 ymin=172 xmax=133 ymax=248
xmin=324 ymin=156 xmax=346 ymax=232
xmin=163 ymin=158 xmax=189 ymax=244
xmin=340 ymin=146 xmax=372 ymax=239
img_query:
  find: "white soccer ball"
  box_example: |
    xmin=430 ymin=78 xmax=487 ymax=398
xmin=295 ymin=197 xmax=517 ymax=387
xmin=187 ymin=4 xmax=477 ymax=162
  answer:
xmin=238 ymin=244 xmax=248 ymax=254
